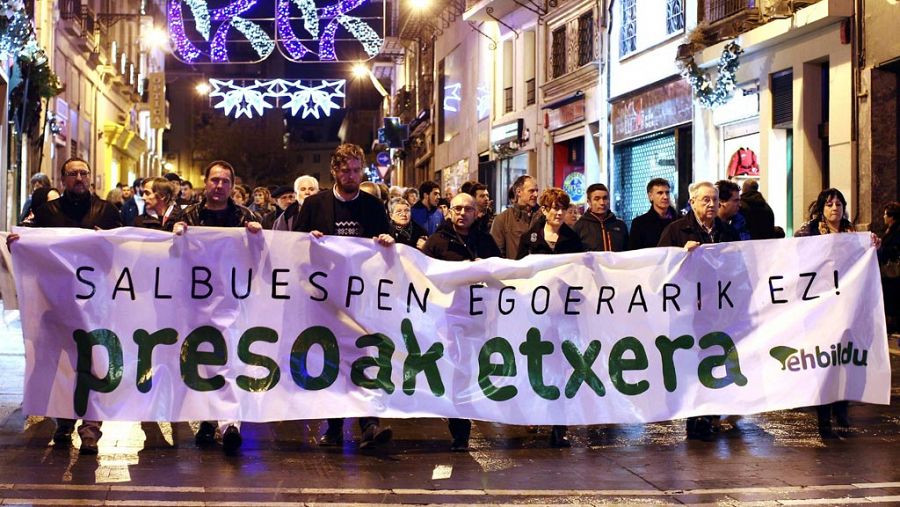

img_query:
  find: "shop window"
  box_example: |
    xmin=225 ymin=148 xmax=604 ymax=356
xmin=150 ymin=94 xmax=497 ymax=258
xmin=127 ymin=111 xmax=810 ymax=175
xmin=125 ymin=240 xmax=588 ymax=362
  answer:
xmin=666 ymin=0 xmax=684 ymax=34
xmin=614 ymin=132 xmax=678 ymax=228
xmin=551 ymin=27 xmax=566 ymax=78
xmin=620 ymin=0 xmax=636 ymax=57
xmin=577 ymin=12 xmax=594 ymax=67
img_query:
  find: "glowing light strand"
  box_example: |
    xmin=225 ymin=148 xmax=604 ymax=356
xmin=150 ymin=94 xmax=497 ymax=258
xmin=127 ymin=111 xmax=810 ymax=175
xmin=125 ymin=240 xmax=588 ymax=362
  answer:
xmin=276 ymin=0 xmax=310 ymax=59
xmin=232 ymin=16 xmax=275 ymax=58
xmin=443 ymin=83 xmax=462 ymax=113
xmin=185 ymin=0 xmax=211 ymax=40
xmin=208 ymin=78 xmax=346 ymax=119
xmin=336 ymin=15 xmax=382 ymax=57
xmin=167 ymin=0 xmax=202 ymax=62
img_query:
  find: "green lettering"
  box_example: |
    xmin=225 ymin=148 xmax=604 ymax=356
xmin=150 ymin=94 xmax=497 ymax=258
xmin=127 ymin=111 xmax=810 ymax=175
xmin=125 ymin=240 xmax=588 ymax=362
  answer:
xmin=237 ymin=327 xmax=281 ymax=392
xmin=180 ymin=326 xmax=227 ymax=392
xmin=561 ymin=340 xmax=605 ymax=398
xmin=400 ymin=318 xmax=445 ymax=396
xmin=350 ymin=333 xmax=395 ymax=393
xmin=133 ymin=328 xmax=178 ymax=393
xmin=608 ymin=336 xmax=650 ymax=395
xmin=698 ymin=332 xmax=748 ymax=389
xmin=518 ymin=327 xmax=559 ymax=400
xmin=290 ymin=326 xmax=339 ymax=390
xmin=477 ymin=337 xmax=517 ymax=401
xmin=73 ymin=329 xmax=124 ymax=417
xmin=655 ymin=334 xmax=695 ymax=392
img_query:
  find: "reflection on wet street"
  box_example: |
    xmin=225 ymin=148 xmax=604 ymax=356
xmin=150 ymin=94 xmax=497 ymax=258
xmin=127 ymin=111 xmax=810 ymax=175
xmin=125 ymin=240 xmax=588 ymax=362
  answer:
xmin=1 ymin=316 xmax=899 ymax=505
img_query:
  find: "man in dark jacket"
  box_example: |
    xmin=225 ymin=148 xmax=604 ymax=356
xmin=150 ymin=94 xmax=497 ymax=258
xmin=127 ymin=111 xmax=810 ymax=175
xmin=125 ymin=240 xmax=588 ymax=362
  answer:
xmin=658 ymin=181 xmax=739 ymax=441
xmin=739 ymin=179 xmax=776 ymax=240
xmin=294 ymin=143 xmax=396 ymax=450
xmin=13 ymin=157 xmax=122 ymax=455
xmin=491 ymin=175 xmax=540 ymax=258
xmin=629 ymin=178 xmax=678 ymax=250
xmin=120 ymin=178 xmax=142 ymax=226
xmin=411 ymin=180 xmax=444 ymax=235
xmin=574 ymin=183 xmax=629 ymax=252
xmin=178 ymin=160 xmax=262 ymax=456
xmin=422 ymin=193 xmax=500 ymax=451
xmin=262 ymin=186 xmax=296 ymax=229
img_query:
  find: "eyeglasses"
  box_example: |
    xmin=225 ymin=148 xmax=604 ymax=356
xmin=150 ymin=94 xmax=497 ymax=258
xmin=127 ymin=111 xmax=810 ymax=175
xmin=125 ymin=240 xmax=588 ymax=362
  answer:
xmin=392 ymin=209 xmax=411 ymax=215
xmin=64 ymin=170 xmax=90 ymax=178
xmin=451 ymin=206 xmax=476 ymax=214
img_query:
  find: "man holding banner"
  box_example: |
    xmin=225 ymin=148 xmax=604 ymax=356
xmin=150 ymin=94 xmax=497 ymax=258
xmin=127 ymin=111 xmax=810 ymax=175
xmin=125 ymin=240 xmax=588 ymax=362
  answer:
xmin=8 ymin=156 xmax=122 ymax=455
xmin=658 ymin=181 xmax=739 ymax=440
xmin=295 ymin=143 xmax=396 ymax=449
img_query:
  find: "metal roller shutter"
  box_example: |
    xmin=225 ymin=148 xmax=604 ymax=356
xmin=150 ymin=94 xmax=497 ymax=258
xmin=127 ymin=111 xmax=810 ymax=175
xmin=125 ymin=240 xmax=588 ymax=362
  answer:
xmin=614 ymin=132 xmax=678 ymax=228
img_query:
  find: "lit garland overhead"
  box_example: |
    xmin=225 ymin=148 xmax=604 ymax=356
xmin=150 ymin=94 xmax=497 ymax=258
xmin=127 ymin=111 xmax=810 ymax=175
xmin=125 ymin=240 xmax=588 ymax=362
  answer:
xmin=0 ymin=0 xmax=31 ymax=58
xmin=208 ymin=78 xmax=345 ymax=119
xmin=167 ymin=0 xmax=384 ymax=63
xmin=680 ymin=41 xmax=744 ymax=109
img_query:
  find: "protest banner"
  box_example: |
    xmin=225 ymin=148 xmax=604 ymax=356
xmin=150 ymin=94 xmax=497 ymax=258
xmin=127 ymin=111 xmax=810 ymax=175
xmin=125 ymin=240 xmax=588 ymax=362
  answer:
xmin=10 ymin=227 xmax=891 ymax=424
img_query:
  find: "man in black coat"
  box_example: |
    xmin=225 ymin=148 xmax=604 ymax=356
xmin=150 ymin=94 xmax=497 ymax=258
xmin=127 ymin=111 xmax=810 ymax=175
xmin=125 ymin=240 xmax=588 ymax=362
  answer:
xmin=294 ymin=143 xmax=396 ymax=450
xmin=422 ymin=193 xmax=500 ymax=451
xmin=658 ymin=181 xmax=739 ymax=441
xmin=574 ymin=183 xmax=629 ymax=252
xmin=629 ymin=178 xmax=678 ymax=250
xmin=739 ymin=179 xmax=776 ymax=239
xmin=9 ymin=157 xmax=122 ymax=455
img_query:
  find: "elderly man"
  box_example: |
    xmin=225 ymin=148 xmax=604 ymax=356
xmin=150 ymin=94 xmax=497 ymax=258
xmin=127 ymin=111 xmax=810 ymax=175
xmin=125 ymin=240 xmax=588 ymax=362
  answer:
xmin=177 ymin=160 xmax=263 ymax=456
xmin=491 ymin=175 xmax=539 ymax=258
xmin=423 ymin=193 xmax=501 ymax=451
xmin=262 ymin=185 xmax=297 ymax=229
xmin=294 ymin=143 xmax=396 ymax=449
xmin=8 ymin=157 xmax=122 ymax=455
xmin=658 ymin=181 xmax=738 ymax=440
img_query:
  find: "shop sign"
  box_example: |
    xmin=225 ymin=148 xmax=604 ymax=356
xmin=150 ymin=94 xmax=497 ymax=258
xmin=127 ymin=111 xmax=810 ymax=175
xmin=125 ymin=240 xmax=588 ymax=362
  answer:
xmin=546 ymin=99 xmax=585 ymax=131
xmin=563 ymin=171 xmax=586 ymax=204
xmin=611 ymin=80 xmax=692 ymax=143
xmin=149 ymin=72 xmax=166 ymax=129
xmin=490 ymin=119 xmax=523 ymax=144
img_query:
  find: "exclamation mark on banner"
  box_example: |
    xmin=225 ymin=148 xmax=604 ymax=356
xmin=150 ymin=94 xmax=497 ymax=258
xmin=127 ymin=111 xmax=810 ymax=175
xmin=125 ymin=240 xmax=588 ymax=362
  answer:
xmin=834 ymin=270 xmax=840 ymax=295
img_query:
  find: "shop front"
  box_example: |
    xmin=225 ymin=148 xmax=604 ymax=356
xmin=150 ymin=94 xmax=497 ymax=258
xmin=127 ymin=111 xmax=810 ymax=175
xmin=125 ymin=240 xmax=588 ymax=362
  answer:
xmin=543 ymin=94 xmax=599 ymax=207
xmin=610 ymin=79 xmax=693 ymax=227
xmin=490 ymin=119 xmax=532 ymax=210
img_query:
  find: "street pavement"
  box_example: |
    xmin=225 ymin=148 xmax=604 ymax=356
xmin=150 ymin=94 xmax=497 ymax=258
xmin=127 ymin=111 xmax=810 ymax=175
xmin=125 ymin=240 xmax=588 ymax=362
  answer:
xmin=0 ymin=309 xmax=898 ymax=506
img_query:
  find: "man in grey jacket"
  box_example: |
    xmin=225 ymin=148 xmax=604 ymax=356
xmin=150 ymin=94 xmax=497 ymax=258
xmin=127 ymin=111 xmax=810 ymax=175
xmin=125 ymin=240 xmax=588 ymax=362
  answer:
xmin=490 ymin=175 xmax=540 ymax=258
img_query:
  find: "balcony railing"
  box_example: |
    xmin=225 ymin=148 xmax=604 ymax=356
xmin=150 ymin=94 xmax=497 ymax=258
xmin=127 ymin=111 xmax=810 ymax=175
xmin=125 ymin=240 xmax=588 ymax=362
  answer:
xmin=701 ymin=0 xmax=755 ymax=23
xmin=60 ymin=0 xmax=81 ymax=20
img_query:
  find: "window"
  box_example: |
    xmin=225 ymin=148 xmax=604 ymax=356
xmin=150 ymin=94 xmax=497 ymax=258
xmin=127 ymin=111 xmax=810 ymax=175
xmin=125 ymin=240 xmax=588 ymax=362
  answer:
xmin=666 ymin=0 xmax=684 ymax=34
xmin=504 ymin=87 xmax=514 ymax=113
xmin=524 ymin=31 xmax=536 ymax=105
xmin=503 ymin=39 xmax=514 ymax=112
xmin=526 ymin=79 xmax=536 ymax=106
xmin=551 ymin=27 xmax=566 ymax=78
xmin=577 ymin=12 xmax=594 ymax=67
xmin=620 ymin=0 xmax=636 ymax=57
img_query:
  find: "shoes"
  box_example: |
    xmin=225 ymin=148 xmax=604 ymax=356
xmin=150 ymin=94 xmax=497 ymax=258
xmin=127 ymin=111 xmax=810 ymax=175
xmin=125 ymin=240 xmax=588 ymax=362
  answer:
xmin=686 ymin=417 xmax=714 ymax=441
xmin=79 ymin=436 xmax=98 ymax=455
xmin=360 ymin=424 xmax=393 ymax=449
xmin=195 ymin=421 xmax=216 ymax=447
xmin=318 ymin=431 xmax=344 ymax=447
xmin=450 ymin=437 xmax=470 ymax=452
xmin=549 ymin=426 xmax=571 ymax=448
xmin=222 ymin=425 xmax=242 ymax=455
xmin=52 ymin=429 xmax=73 ymax=447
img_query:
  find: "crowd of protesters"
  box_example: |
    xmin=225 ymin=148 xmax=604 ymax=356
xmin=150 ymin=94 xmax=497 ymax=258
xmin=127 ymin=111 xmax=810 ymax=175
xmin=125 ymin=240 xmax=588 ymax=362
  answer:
xmin=8 ymin=142 xmax=894 ymax=455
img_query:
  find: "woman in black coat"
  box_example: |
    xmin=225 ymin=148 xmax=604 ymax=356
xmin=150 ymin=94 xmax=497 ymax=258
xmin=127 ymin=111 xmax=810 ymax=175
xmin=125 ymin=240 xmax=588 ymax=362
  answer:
xmin=389 ymin=197 xmax=427 ymax=249
xmin=516 ymin=187 xmax=585 ymax=447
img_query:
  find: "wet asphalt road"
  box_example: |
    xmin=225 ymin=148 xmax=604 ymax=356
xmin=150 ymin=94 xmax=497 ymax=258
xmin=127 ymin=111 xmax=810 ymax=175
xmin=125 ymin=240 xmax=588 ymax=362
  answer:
xmin=0 ymin=314 xmax=898 ymax=506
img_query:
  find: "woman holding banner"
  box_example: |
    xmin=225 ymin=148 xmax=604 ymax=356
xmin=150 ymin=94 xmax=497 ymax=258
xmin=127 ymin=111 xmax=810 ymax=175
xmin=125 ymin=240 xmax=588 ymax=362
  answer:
xmin=516 ymin=187 xmax=584 ymax=447
xmin=794 ymin=188 xmax=880 ymax=439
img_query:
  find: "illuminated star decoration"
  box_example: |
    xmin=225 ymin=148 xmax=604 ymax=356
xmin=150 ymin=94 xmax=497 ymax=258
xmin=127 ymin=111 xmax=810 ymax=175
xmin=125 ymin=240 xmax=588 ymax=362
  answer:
xmin=281 ymin=80 xmax=345 ymax=119
xmin=443 ymin=83 xmax=462 ymax=113
xmin=476 ymin=83 xmax=490 ymax=120
xmin=207 ymin=78 xmax=346 ymax=119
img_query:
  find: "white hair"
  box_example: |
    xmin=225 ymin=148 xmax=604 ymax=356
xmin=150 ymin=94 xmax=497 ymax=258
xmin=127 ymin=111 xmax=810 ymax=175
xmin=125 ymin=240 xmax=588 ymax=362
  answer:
xmin=294 ymin=175 xmax=319 ymax=194
xmin=688 ymin=181 xmax=716 ymax=200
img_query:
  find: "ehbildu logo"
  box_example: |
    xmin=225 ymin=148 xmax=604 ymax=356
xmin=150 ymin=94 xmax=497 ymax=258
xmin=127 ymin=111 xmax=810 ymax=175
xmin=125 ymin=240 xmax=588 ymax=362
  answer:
xmin=770 ymin=342 xmax=868 ymax=371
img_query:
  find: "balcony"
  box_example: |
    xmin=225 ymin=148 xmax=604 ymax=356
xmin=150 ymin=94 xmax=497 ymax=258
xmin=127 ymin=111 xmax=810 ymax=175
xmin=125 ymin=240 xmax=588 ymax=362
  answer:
xmin=60 ymin=0 xmax=84 ymax=36
xmin=76 ymin=5 xmax=98 ymax=52
xmin=698 ymin=0 xmax=823 ymax=43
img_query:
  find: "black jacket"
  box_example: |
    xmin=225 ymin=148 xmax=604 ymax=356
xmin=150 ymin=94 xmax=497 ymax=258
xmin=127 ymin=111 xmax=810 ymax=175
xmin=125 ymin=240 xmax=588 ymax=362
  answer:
xmin=32 ymin=193 xmax=122 ymax=230
xmin=423 ymin=220 xmax=501 ymax=261
xmin=573 ymin=211 xmax=629 ymax=252
xmin=271 ymin=200 xmax=301 ymax=231
xmin=134 ymin=204 xmax=185 ymax=232
xmin=516 ymin=218 xmax=584 ymax=259
xmin=740 ymin=190 xmax=776 ymax=239
xmin=293 ymin=189 xmax=390 ymax=237
xmin=628 ymin=207 xmax=679 ymax=250
xmin=121 ymin=197 xmax=139 ymax=226
xmin=392 ymin=220 xmax=428 ymax=248
xmin=181 ymin=198 xmax=260 ymax=227
xmin=657 ymin=213 xmax=739 ymax=247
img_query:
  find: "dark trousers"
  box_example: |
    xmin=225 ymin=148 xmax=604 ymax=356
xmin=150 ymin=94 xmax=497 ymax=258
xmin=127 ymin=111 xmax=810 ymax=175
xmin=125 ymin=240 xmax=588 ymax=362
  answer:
xmin=817 ymin=401 xmax=850 ymax=429
xmin=448 ymin=418 xmax=470 ymax=441
xmin=325 ymin=417 xmax=379 ymax=435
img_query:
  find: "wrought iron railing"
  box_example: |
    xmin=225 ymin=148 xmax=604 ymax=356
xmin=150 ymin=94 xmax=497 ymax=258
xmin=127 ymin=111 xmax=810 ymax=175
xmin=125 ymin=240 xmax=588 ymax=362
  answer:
xmin=701 ymin=0 xmax=755 ymax=23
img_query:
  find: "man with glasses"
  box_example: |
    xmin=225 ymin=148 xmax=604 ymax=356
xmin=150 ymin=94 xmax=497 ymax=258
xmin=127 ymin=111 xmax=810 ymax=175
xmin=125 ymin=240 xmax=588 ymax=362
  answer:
xmin=293 ymin=143 xmax=396 ymax=449
xmin=9 ymin=157 xmax=122 ymax=455
xmin=422 ymin=192 xmax=500 ymax=451
xmin=657 ymin=181 xmax=738 ymax=441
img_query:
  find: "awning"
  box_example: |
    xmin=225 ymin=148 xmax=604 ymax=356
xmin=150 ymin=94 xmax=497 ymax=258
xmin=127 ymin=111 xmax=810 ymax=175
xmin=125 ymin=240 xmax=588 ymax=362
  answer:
xmin=102 ymin=122 xmax=147 ymax=160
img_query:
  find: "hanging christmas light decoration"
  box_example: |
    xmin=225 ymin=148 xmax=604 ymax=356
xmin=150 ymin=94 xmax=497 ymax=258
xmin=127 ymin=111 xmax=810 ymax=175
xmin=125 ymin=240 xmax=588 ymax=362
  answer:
xmin=443 ymin=83 xmax=462 ymax=113
xmin=208 ymin=78 xmax=346 ymax=119
xmin=679 ymin=41 xmax=744 ymax=109
xmin=167 ymin=0 xmax=384 ymax=63
xmin=0 ymin=0 xmax=32 ymax=59
xmin=476 ymin=83 xmax=490 ymax=120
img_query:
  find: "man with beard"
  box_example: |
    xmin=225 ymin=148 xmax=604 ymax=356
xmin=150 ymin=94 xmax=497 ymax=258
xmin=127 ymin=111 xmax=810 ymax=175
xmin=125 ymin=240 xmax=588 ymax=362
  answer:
xmin=8 ymin=157 xmax=121 ymax=455
xmin=491 ymin=175 xmax=539 ymax=259
xmin=177 ymin=160 xmax=263 ymax=456
xmin=658 ymin=181 xmax=738 ymax=441
xmin=293 ymin=143 xmax=396 ymax=449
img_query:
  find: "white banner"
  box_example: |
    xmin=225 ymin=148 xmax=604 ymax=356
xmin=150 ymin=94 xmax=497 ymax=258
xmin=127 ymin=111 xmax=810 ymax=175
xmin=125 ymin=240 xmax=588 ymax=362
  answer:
xmin=10 ymin=227 xmax=891 ymax=424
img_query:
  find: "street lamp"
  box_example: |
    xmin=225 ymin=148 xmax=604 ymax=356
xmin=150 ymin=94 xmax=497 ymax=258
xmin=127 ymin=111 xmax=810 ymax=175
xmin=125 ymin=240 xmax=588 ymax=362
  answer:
xmin=351 ymin=63 xmax=388 ymax=97
xmin=409 ymin=0 xmax=430 ymax=10
xmin=195 ymin=82 xmax=211 ymax=95
xmin=142 ymin=26 xmax=170 ymax=51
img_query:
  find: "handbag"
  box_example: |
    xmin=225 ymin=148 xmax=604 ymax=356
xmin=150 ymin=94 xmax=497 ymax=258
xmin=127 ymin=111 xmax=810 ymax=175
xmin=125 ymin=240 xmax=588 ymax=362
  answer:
xmin=881 ymin=259 xmax=900 ymax=279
